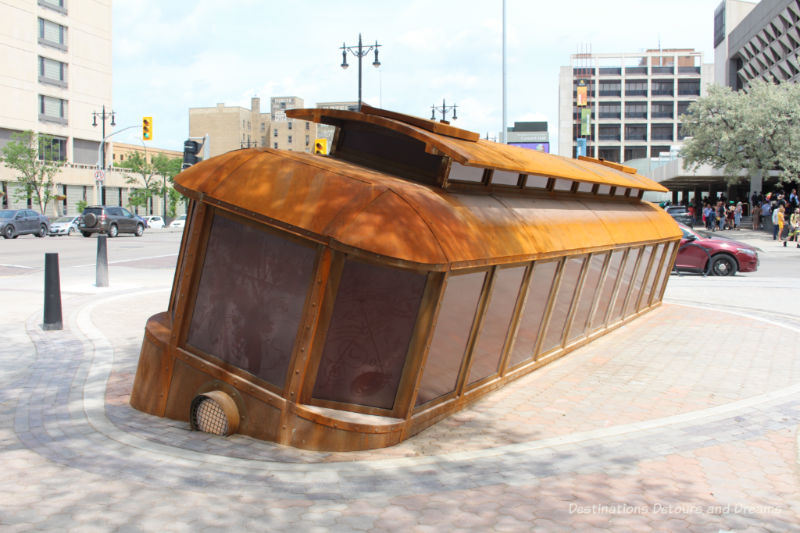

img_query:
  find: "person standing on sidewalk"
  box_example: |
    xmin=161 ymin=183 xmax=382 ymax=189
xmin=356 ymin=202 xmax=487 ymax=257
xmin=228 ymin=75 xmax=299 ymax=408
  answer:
xmin=776 ymin=205 xmax=786 ymax=243
xmin=734 ymin=202 xmax=743 ymax=230
xmin=773 ymin=204 xmax=781 ymax=239
xmin=762 ymin=201 xmax=772 ymax=232
xmin=753 ymin=202 xmax=761 ymax=230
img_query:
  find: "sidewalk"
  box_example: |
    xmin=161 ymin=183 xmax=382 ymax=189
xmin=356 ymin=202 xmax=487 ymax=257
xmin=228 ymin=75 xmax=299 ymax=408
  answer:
xmin=0 ymin=247 xmax=799 ymax=532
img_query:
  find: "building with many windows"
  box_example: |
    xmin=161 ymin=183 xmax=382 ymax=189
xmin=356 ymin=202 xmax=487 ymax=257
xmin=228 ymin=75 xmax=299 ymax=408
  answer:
xmin=188 ymin=97 xmax=268 ymax=158
xmin=716 ymin=0 xmax=799 ymax=89
xmin=0 ymin=0 xmax=116 ymax=212
xmin=189 ymin=96 xmax=317 ymax=158
xmin=558 ymin=49 xmax=713 ymax=163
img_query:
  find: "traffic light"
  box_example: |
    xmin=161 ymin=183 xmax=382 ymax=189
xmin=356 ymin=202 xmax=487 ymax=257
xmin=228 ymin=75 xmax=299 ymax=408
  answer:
xmin=142 ymin=117 xmax=153 ymax=141
xmin=182 ymin=139 xmax=201 ymax=170
xmin=314 ymin=138 xmax=327 ymax=155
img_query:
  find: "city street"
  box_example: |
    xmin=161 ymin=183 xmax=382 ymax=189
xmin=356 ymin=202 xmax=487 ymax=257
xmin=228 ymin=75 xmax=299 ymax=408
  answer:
xmin=0 ymin=227 xmax=799 ymax=532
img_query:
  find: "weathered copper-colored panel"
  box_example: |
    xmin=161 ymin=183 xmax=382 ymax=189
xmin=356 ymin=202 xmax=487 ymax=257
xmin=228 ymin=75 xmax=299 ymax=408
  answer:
xmin=590 ymin=249 xmax=625 ymax=331
xmin=174 ymin=149 xmax=680 ymax=270
xmin=186 ymin=214 xmax=316 ymax=389
xmin=312 ymin=259 xmax=426 ymax=410
xmin=467 ymin=266 xmax=526 ymax=384
xmin=130 ymin=312 xmax=173 ymax=416
xmin=541 ymin=256 xmax=585 ymax=353
xmin=286 ymin=106 xmax=667 ymax=192
xmin=568 ymin=252 xmax=607 ymax=342
xmin=508 ymin=261 xmax=559 ymax=367
xmin=415 ymin=271 xmax=486 ymax=406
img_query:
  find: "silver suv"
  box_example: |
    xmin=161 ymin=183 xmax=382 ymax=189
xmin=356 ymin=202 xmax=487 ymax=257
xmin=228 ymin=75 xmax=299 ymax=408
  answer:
xmin=79 ymin=206 xmax=145 ymax=238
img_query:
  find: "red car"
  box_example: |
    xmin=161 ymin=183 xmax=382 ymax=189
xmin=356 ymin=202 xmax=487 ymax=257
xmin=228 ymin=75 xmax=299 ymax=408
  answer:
xmin=674 ymin=224 xmax=759 ymax=276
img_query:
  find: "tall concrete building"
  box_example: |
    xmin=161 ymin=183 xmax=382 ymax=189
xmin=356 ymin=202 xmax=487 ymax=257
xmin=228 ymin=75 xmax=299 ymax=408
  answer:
xmin=0 ymin=0 xmax=114 ymax=212
xmin=558 ymin=49 xmax=713 ymax=163
xmin=189 ymin=96 xmax=317 ymax=158
xmin=715 ymin=0 xmax=799 ymax=89
xmin=268 ymin=96 xmax=316 ymax=153
xmin=189 ymin=97 xmax=268 ymax=158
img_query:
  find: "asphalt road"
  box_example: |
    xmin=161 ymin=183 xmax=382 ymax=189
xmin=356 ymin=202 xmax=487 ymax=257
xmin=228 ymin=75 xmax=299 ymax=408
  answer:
xmin=0 ymin=228 xmax=183 ymax=274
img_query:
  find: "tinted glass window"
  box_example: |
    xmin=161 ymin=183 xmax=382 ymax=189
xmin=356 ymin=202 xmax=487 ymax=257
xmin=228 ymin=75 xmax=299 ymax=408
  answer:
xmin=652 ymin=242 xmax=676 ymax=302
xmin=590 ymin=249 xmax=624 ymax=331
xmin=540 ymin=257 xmax=585 ymax=354
xmin=610 ymin=248 xmax=641 ymax=323
xmin=187 ymin=214 xmax=316 ymax=389
xmin=567 ymin=253 xmax=607 ymax=342
xmin=467 ymin=266 xmax=526 ymax=385
xmin=313 ymin=259 xmax=426 ymax=410
xmin=625 ymin=246 xmax=653 ymax=316
xmin=639 ymin=244 xmax=665 ymax=309
xmin=508 ymin=261 xmax=558 ymax=367
xmin=416 ymin=271 xmax=486 ymax=406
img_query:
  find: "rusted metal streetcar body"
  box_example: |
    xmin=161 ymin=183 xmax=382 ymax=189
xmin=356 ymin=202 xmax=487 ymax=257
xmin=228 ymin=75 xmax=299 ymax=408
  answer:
xmin=130 ymin=104 xmax=680 ymax=451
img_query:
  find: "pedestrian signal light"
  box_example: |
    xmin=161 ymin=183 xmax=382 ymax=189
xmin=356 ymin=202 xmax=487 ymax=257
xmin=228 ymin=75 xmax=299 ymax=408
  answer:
xmin=142 ymin=117 xmax=153 ymax=141
xmin=314 ymin=138 xmax=327 ymax=155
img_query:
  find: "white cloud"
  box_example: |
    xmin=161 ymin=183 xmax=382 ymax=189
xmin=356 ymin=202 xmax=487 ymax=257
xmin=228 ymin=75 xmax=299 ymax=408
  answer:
xmin=112 ymin=0 xmax=723 ymax=153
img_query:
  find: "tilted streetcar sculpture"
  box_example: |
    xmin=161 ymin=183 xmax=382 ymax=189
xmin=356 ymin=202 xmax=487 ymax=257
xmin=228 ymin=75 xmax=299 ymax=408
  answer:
xmin=131 ymin=104 xmax=681 ymax=451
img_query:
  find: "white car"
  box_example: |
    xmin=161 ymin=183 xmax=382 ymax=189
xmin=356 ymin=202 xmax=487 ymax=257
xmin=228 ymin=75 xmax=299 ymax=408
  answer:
xmin=169 ymin=215 xmax=186 ymax=229
xmin=48 ymin=216 xmax=80 ymax=236
xmin=142 ymin=215 xmax=165 ymax=229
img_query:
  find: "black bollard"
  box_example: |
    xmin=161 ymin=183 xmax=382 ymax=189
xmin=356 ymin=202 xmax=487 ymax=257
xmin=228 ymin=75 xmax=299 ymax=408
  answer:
xmin=96 ymin=234 xmax=109 ymax=287
xmin=43 ymin=253 xmax=63 ymax=330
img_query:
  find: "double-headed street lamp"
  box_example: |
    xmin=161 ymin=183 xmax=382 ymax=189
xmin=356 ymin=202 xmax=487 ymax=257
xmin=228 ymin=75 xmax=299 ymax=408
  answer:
xmin=92 ymin=106 xmax=116 ymax=170
xmin=431 ymin=99 xmax=458 ymax=122
xmin=340 ymin=34 xmax=381 ymax=110
xmin=92 ymin=105 xmax=115 ymax=204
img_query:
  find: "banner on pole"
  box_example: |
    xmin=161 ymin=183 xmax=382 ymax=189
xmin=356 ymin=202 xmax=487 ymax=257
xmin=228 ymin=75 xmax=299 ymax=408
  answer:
xmin=580 ymin=108 xmax=591 ymax=136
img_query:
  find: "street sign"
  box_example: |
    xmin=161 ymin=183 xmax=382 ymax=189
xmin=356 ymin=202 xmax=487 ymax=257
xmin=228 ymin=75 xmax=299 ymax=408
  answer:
xmin=94 ymin=169 xmax=105 ymax=182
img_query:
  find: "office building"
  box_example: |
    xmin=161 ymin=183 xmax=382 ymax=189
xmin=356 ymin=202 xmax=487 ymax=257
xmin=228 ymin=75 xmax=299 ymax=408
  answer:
xmin=716 ymin=0 xmax=799 ymax=89
xmin=189 ymin=96 xmax=317 ymax=158
xmin=558 ymin=49 xmax=713 ymax=163
xmin=0 ymin=0 xmax=115 ymax=211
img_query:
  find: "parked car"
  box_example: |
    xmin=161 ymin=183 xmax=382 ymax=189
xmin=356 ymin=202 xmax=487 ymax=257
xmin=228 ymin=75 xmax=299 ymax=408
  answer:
xmin=0 ymin=209 xmax=49 ymax=239
xmin=665 ymin=205 xmax=694 ymax=227
xmin=142 ymin=215 xmax=165 ymax=229
xmin=169 ymin=215 xmax=186 ymax=229
xmin=674 ymin=224 xmax=758 ymax=276
xmin=78 ymin=205 xmax=145 ymax=238
xmin=48 ymin=216 xmax=80 ymax=236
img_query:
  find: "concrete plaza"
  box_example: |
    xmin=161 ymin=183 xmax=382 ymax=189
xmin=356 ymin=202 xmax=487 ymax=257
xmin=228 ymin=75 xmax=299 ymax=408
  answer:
xmin=0 ymin=228 xmax=798 ymax=532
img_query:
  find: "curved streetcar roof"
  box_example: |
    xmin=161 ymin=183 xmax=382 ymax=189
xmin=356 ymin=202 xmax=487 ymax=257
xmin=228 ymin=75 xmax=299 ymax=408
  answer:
xmin=175 ymin=146 xmax=680 ymax=270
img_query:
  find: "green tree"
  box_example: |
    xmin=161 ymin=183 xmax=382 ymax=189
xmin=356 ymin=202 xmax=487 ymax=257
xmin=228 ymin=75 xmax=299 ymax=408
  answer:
xmin=152 ymin=153 xmax=182 ymax=214
xmin=680 ymin=80 xmax=800 ymax=185
xmin=117 ymin=151 xmax=159 ymax=213
xmin=0 ymin=130 xmax=62 ymax=214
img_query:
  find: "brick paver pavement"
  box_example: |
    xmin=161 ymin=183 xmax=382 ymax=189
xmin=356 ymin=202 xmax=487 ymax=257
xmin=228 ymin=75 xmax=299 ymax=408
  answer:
xmin=1 ymin=229 xmax=799 ymax=532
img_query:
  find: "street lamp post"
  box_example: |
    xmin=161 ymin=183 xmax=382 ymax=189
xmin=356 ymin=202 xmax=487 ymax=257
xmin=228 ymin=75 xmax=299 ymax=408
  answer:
xmin=431 ymin=99 xmax=458 ymax=122
xmin=92 ymin=105 xmax=115 ymax=204
xmin=340 ymin=34 xmax=381 ymax=110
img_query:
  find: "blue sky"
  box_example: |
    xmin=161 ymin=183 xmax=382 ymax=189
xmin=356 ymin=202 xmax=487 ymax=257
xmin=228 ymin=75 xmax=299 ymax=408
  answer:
xmin=112 ymin=0 xmax=730 ymax=155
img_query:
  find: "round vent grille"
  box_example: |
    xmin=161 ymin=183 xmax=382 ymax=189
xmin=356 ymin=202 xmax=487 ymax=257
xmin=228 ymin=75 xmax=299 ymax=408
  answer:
xmin=189 ymin=391 xmax=240 ymax=436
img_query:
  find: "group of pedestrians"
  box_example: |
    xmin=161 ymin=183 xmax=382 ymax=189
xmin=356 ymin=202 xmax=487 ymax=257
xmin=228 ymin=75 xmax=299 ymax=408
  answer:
xmin=701 ymin=199 xmax=743 ymax=231
xmin=752 ymin=189 xmax=800 ymax=247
